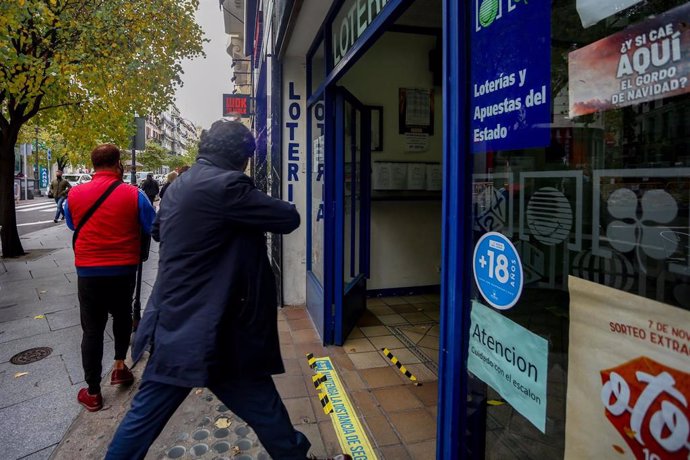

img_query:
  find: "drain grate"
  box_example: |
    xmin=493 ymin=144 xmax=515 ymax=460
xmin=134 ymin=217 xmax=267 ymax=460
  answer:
xmin=10 ymin=347 xmax=53 ymax=365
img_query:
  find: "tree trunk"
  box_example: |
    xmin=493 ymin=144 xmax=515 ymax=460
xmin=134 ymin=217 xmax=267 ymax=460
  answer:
xmin=0 ymin=126 xmax=25 ymax=258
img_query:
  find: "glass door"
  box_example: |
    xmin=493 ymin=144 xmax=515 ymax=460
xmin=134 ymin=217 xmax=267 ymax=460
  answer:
xmin=334 ymin=88 xmax=371 ymax=345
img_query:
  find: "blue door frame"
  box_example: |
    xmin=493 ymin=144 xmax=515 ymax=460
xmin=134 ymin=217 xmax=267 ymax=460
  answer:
xmin=438 ymin=1 xmax=474 ymax=458
xmin=333 ymin=87 xmax=371 ymax=345
xmin=303 ymin=0 xmax=473 ymax=457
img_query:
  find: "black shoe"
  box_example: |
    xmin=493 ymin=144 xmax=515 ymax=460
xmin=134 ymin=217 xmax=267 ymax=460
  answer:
xmin=60 ymin=216 xmax=65 ymax=221
xmin=53 ymin=219 xmax=58 ymax=223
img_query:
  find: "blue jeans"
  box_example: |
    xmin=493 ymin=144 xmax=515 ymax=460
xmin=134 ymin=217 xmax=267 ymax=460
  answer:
xmin=105 ymin=376 xmax=311 ymax=460
xmin=54 ymin=196 xmax=65 ymax=220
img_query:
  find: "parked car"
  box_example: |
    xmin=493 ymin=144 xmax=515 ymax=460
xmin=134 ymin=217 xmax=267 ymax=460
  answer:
xmin=122 ymin=171 xmax=153 ymax=186
xmin=62 ymin=173 xmax=92 ymax=187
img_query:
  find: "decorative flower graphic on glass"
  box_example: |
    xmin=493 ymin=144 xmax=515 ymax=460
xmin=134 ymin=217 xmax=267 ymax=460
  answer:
xmin=606 ymin=188 xmax=679 ymax=272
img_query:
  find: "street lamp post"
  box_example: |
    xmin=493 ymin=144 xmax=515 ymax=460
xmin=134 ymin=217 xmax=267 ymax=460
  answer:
xmin=34 ymin=126 xmax=40 ymax=196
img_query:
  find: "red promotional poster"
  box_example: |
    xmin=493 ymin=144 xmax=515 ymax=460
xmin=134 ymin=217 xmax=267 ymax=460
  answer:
xmin=565 ymin=276 xmax=690 ymax=460
xmin=568 ymin=3 xmax=690 ymax=117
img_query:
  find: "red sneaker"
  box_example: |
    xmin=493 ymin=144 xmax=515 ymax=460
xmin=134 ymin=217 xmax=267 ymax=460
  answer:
xmin=77 ymin=388 xmax=103 ymax=412
xmin=110 ymin=365 xmax=134 ymax=386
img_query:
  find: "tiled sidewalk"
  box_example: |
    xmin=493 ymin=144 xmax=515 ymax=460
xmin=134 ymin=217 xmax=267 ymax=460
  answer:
xmin=127 ymin=302 xmax=439 ymax=459
xmin=271 ymin=295 xmax=440 ymax=460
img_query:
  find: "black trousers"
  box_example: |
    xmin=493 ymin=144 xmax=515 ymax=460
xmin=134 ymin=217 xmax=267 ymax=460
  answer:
xmin=78 ymin=274 xmax=136 ymax=394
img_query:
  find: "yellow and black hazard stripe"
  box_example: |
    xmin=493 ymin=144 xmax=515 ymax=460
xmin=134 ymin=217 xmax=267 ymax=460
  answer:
xmin=381 ymin=348 xmax=419 ymax=384
xmin=306 ymin=352 xmax=317 ymax=369
xmin=319 ymin=392 xmax=334 ymax=414
xmin=312 ymin=373 xmax=328 ymax=390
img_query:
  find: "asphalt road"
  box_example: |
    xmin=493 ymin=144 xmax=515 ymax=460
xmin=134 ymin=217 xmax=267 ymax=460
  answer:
xmin=14 ymin=197 xmax=68 ymax=236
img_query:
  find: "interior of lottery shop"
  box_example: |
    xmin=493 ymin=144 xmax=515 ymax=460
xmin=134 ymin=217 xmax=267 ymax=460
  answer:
xmin=327 ymin=0 xmax=445 ymax=411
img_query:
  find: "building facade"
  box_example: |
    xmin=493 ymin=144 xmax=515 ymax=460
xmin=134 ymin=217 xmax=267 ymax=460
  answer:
xmin=145 ymin=107 xmax=198 ymax=157
xmin=224 ymin=1 xmax=690 ymax=458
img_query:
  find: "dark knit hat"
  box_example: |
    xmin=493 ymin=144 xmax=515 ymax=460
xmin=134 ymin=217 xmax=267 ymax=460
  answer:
xmin=197 ymin=119 xmax=256 ymax=170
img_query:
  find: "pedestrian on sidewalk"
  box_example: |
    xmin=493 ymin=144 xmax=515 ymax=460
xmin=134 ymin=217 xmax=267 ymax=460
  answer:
xmin=141 ymin=173 xmax=159 ymax=204
xmin=49 ymin=170 xmax=71 ymax=223
xmin=106 ymin=120 xmax=350 ymax=460
xmin=158 ymin=170 xmax=177 ymax=200
xmin=64 ymin=144 xmax=156 ymax=412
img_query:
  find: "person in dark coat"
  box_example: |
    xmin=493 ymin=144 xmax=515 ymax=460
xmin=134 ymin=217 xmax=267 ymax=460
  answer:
xmin=140 ymin=173 xmax=159 ymax=204
xmin=105 ymin=120 xmax=350 ymax=460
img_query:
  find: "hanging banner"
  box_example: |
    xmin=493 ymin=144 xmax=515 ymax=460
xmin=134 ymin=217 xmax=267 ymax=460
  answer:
xmin=569 ymin=2 xmax=690 ymax=118
xmin=471 ymin=0 xmax=551 ymax=154
xmin=565 ymin=276 xmax=690 ymax=460
xmin=468 ymin=300 xmax=549 ymax=433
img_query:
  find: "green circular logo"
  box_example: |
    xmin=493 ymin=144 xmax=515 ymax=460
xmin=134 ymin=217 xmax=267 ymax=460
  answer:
xmin=478 ymin=0 xmax=499 ymax=27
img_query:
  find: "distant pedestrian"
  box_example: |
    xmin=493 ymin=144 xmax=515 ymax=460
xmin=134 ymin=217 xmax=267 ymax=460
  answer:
xmin=158 ymin=171 xmax=177 ymax=200
xmin=141 ymin=173 xmax=159 ymax=204
xmin=64 ymin=144 xmax=156 ymax=412
xmin=49 ymin=170 xmax=71 ymax=223
xmin=106 ymin=120 xmax=351 ymax=460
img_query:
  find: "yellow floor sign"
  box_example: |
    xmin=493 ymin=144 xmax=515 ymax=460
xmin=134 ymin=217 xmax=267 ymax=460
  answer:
xmin=307 ymin=355 xmax=378 ymax=460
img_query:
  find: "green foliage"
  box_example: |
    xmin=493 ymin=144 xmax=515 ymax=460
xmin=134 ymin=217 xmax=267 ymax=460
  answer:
xmin=139 ymin=141 xmax=168 ymax=171
xmin=0 ymin=0 xmax=204 ymax=149
xmin=0 ymin=0 xmax=204 ymax=256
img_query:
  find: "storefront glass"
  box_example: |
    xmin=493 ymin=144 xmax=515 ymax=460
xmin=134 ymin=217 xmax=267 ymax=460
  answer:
xmin=310 ymin=96 xmax=326 ymax=284
xmin=310 ymin=39 xmax=325 ymax=96
xmin=468 ymin=0 xmax=690 ymax=458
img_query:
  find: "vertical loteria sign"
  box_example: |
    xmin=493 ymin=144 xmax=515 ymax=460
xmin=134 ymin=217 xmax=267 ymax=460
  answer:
xmin=565 ymin=276 xmax=690 ymax=460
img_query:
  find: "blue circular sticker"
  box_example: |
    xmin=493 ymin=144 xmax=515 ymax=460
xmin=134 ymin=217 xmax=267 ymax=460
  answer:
xmin=473 ymin=232 xmax=524 ymax=310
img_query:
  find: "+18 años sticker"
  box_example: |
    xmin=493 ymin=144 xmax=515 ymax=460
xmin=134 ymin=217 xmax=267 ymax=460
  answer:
xmin=473 ymin=232 xmax=523 ymax=310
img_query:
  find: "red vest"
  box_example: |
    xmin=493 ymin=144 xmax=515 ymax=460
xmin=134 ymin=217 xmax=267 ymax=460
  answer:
xmin=69 ymin=171 xmax=141 ymax=268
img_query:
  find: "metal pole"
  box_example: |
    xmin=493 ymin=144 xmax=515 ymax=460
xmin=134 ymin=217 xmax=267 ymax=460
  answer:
xmin=47 ymin=149 xmax=51 ymax=185
xmin=131 ymin=136 xmax=137 ymax=185
xmin=22 ymin=144 xmax=28 ymax=200
xmin=34 ymin=127 xmax=40 ymax=195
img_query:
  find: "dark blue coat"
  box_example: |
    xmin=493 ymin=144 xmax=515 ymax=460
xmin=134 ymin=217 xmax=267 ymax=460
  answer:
xmin=132 ymin=160 xmax=300 ymax=387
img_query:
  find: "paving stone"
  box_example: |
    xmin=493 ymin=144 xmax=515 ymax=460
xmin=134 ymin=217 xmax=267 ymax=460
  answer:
xmin=0 ymin=325 xmax=82 ymax=364
xmin=32 ymin=274 xmax=77 ymax=300
xmin=0 ymin=315 xmax=51 ymax=344
xmin=0 ymin=280 xmax=40 ymax=305
xmin=0 ymin=268 xmax=33 ymax=284
xmin=19 ymin=444 xmax=57 ymax=460
xmin=0 ymin=355 xmax=72 ymax=409
xmin=46 ymin=306 xmax=80 ymax=331
xmin=0 ymin=289 xmax=76 ymax=321
xmin=0 ymin=387 xmax=80 ymax=460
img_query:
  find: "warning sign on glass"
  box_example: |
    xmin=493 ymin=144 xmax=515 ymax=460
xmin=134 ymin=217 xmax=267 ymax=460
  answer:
xmin=222 ymin=94 xmax=252 ymax=118
xmin=569 ymin=2 xmax=690 ymax=118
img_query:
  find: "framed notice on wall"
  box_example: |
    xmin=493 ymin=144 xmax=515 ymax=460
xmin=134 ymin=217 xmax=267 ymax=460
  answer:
xmin=399 ymin=88 xmax=434 ymax=135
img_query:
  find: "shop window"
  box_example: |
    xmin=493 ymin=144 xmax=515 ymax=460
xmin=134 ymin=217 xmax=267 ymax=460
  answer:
xmin=468 ymin=0 xmax=690 ymax=458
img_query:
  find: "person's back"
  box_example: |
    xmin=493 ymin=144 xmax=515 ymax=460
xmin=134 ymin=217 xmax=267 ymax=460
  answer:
xmin=141 ymin=175 xmax=159 ymax=203
xmin=64 ymin=144 xmax=156 ymax=413
xmin=147 ymin=162 xmax=299 ymax=382
xmin=108 ymin=120 xmax=351 ymax=460
xmin=68 ymin=174 xmax=142 ymax=269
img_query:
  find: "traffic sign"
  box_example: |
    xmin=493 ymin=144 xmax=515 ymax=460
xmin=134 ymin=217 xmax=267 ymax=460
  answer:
xmin=40 ymin=167 xmax=49 ymax=188
xmin=473 ymin=232 xmax=524 ymax=310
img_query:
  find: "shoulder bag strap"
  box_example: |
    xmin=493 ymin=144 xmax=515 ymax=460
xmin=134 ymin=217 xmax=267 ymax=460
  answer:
xmin=72 ymin=181 xmax=122 ymax=248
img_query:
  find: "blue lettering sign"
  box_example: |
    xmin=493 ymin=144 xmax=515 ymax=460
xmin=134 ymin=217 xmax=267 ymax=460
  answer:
xmin=286 ymin=82 xmax=301 ymax=204
xmin=471 ymin=0 xmax=551 ymax=153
